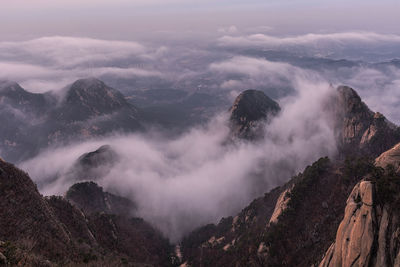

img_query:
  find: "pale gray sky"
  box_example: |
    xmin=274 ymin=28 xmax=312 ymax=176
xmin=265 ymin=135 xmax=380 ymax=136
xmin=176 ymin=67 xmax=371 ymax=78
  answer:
xmin=0 ymin=0 xmax=399 ymax=41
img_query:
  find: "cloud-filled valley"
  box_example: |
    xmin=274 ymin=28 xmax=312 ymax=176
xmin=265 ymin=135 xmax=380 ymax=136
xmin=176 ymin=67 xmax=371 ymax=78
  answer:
xmin=20 ymin=76 xmax=338 ymax=241
xmin=2 ymin=30 xmax=400 ymax=242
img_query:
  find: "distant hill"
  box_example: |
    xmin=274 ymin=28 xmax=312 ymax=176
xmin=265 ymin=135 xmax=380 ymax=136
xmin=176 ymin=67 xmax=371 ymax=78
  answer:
xmin=0 ymin=78 xmax=142 ymax=163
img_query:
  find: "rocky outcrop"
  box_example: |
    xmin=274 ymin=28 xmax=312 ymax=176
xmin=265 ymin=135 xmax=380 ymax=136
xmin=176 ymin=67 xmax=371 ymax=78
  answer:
xmin=269 ymin=186 xmax=292 ymax=225
xmin=319 ymin=181 xmax=376 ymax=267
xmin=335 ymin=86 xmax=400 ymax=157
xmin=320 ymin=146 xmax=400 ymax=267
xmin=229 ymin=89 xmax=280 ymax=139
xmin=68 ymin=144 xmax=118 ymax=182
xmin=375 ymin=142 xmax=400 ymax=173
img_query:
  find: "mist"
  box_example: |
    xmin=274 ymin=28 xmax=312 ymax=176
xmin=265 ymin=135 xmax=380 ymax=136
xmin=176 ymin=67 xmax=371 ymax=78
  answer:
xmin=20 ymin=66 xmax=338 ymax=242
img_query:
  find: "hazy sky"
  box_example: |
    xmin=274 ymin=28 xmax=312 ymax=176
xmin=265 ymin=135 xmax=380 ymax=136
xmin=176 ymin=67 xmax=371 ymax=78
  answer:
xmin=1 ymin=0 xmax=399 ymax=41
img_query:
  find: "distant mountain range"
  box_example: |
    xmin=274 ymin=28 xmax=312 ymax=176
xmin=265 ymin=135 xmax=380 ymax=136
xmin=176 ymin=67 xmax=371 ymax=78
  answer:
xmin=0 ymin=78 xmax=231 ymax=163
xmin=0 ymin=78 xmax=142 ymax=162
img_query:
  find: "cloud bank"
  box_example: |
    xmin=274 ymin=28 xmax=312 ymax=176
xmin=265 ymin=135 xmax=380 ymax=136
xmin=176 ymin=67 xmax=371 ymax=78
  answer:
xmin=0 ymin=36 xmax=166 ymax=93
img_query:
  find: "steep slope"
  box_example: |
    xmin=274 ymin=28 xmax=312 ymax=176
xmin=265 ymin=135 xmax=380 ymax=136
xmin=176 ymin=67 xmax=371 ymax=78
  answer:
xmin=229 ymin=89 xmax=280 ymax=139
xmin=180 ymin=157 xmax=368 ymax=266
xmin=0 ymin=158 xmax=76 ymax=265
xmin=334 ymin=86 xmax=400 ymax=157
xmin=0 ymin=158 xmax=173 ymax=266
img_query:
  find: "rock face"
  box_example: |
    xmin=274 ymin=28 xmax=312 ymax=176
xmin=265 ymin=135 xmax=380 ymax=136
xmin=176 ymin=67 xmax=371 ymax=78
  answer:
xmin=268 ymin=186 xmax=292 ymax=225
xmin=335 ymin=86 xmax=400 ymax=157
xmin=229 ymin=89 xmax=280 ymax=139
xmin=0 ymin=158 xmax=173 ymax=266
xmin=319 ymin=181 xmax=376 ymax=267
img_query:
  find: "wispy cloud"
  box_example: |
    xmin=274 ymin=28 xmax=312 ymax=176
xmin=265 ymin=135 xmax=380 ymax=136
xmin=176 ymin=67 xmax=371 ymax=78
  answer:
xmin=218 ymin=32 xmax=400 ymax=47
xmin=0 ymin=36 xmax=166 ymax=92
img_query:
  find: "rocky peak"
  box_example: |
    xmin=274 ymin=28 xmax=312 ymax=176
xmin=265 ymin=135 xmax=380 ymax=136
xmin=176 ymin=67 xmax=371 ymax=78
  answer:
xmin=229 ymin=89 xmax=280 ymax=139
xmin=67 ymin=145 xmax=118 ymax=182
xmin=335 ymin=86 xmax=400 ymax=157
xmin=60 ymin=78 xmax=135 ymax=122
xmin=375 ymin=142 xmax=400 ymax=173
xmin=0 ymin=81 xmax=50 ymax=115
xmin=67 ymin=78 xmax=126 ymax=107
xmin=77 ymin=144 xmax=117 ymax=170
xmin=65 ymin=181 xmax=136 ymax=216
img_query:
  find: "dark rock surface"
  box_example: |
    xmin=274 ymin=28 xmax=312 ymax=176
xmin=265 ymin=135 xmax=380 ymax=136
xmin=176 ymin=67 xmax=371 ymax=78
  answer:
xmin=229 ymin=89 xmax=280 ymax=139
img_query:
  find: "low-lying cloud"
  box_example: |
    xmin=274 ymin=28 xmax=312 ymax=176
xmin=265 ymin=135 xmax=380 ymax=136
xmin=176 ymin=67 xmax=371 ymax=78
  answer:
xmin=218 ymin=32 xmax=400 ymax=61
xmin=20 ymin=64 xmax=338 ymax=242
xmin=4 ymin=31 xmax=400 ymax=242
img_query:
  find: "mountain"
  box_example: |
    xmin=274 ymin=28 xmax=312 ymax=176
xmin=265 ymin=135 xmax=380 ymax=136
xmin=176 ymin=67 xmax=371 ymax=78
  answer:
xmin=53 ymin=78 xmax=139 ymax=123
xmin=0 ymin=81 xmax=53 ymax=116
xmin=67 ymin=144 xmax=118 ymax=182
xmin=229 ymin=89 xmax=280 ymax=139
xmin=0 ymin=78 xmax=143 ymax=163
xmin=0 ymin=81 xmax=56 ymax=163
xmin=65 ymin=181 xmax=136 ymax=216
xmin=46 ymin=78 xmax=142 ymax=141
xmin=334 ymin=86 xmax=400 ymax=157
xmin=0 ymin=158 xmax=173 ymax=266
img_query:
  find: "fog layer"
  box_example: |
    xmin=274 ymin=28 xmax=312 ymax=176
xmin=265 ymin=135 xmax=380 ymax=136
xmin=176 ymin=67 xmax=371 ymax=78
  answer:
xmin=21 ymin=66 xmax=337 ymax=241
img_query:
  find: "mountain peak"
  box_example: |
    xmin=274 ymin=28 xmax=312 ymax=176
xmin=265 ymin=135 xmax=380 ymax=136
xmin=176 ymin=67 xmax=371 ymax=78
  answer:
xmin=60 ymin=78 xmax=135 ymax=122
xmin=229 ymin=89 xmax=280 ymax=139
xmin=70 ymin=77 xmax=105 ymax=89
xmin=0 ymin=80 xmax=20 ymax=91
xmin=65 ymin=181 xmax=136 ymax=216
xmin=67 ymin=78 xmax=122 ymax=101
xmin=335 ymin=85 xmax=400 ymax=157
